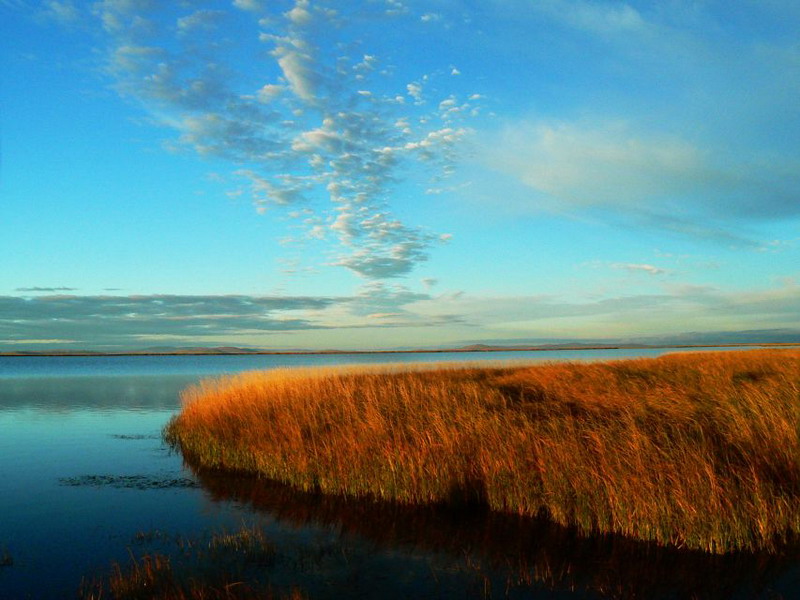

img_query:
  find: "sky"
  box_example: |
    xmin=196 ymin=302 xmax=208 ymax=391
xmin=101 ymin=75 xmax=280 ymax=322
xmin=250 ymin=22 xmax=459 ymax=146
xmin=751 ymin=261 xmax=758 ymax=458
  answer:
xmin=1 ymin=0 xmax=799 ymax=351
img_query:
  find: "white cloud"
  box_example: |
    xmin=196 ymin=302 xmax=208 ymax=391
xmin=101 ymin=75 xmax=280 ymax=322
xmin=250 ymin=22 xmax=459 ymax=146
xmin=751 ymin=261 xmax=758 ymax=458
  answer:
xmin=484 ymin=116 xmax=800 ymax=243
xmin=285 ymin=0 xmax=312 ymax=25
xmin=307 ymin=225 xmax=325 ymax=239
xmin=406 ymin=82 xmax=423 ymax=102
xmin=536 ymin=0 xmax=648 ymax=37
xmin=235 ymin=169 xmax=311 ymax=209
xmin=177 ymin=9 xmax=224 ymax=34
xmin=257 ymin=83 xmax=284 ymax=102
xmin=273 ymin=43 xmax=320 ymax=102
xmin=39 ymin=0 xmax=79 ymax=24
xmin=384 ymin=0 xmax=407 ymax=17
xmin=491 ymin=119 xmax=708 ymax=210
xmin=232 ymin=0 xmax=263 ymax=12
xmin=611 ymin=263 xmax=668 ymax=276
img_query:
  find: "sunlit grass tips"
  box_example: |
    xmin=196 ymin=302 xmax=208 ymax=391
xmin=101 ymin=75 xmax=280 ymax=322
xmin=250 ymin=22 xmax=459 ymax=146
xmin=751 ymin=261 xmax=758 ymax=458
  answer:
xmin=165 ymin=350 xmax=800 ymax=554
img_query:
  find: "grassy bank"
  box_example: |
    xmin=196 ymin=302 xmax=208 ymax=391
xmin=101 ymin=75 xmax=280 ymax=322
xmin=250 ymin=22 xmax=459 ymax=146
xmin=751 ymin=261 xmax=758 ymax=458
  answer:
xmin=165 ymin=350 xmax=800 ymax=553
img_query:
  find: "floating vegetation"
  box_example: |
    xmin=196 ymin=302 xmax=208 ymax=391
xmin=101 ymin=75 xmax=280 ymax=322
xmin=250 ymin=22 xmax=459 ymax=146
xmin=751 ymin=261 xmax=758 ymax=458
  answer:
xmin=60 ymin=474 xmax=198 ymax=490
xmin=166 ymin=350 xmax=800 ymax=553
xmin=110 ymin=434 xmax=161 ymax=440
xmin=79 ymin=526 xmax=302 ymax=600
xmin=131 ymin=530 xmax=176 ymax=545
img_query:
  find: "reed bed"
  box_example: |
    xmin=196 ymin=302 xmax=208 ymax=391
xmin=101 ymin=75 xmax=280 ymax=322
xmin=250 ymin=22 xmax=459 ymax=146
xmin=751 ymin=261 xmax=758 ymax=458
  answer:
xmin=165 ymin=350 xmax=800 ymax=553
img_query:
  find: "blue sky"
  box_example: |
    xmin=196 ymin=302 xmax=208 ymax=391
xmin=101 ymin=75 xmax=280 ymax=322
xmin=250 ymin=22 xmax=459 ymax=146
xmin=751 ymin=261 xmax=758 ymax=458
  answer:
xmin=1 ymin=0 xmax=799 ymax=351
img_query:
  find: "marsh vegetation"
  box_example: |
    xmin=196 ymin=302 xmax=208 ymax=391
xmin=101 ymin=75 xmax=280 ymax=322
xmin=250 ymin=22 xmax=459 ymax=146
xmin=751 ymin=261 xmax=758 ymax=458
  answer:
xmin=166 ymin=350 xmax=800 ymax=554
xmin=79 ymin=526 xmax=305 ymax=599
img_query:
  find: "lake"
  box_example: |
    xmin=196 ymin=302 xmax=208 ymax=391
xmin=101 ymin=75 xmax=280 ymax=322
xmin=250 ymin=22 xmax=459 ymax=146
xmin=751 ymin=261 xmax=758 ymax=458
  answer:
xmin=1 ymin=349 xmax=798 ymax=598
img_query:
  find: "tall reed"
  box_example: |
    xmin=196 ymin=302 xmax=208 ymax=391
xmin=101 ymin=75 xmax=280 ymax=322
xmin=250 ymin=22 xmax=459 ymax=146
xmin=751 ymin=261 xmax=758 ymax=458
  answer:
xmin=165 ymin=350 xmax=800 ymax=553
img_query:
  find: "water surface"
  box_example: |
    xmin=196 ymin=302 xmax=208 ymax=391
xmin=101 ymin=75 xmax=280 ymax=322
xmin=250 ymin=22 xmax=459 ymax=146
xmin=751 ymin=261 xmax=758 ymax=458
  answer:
xmin=1 ymin=349 xmax=797 ymax=598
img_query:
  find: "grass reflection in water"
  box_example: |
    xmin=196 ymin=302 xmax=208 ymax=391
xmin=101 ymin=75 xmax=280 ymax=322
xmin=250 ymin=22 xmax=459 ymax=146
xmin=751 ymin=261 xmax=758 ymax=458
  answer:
xmin=82 ymin=463 xmax=798 ymax=598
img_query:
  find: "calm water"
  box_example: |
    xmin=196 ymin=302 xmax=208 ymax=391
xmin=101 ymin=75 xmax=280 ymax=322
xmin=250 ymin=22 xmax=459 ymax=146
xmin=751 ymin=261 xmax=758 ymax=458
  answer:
xmin=1 ymin=349 xmax=798 ymax=599
xmin=0 ymin=346 xmax=740 ymax=379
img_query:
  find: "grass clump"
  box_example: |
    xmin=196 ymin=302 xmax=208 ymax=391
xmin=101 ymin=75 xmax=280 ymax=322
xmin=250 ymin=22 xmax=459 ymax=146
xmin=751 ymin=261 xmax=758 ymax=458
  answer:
xmin=79 ymin=526 xmax=304 ymax=600
xmin=165 ymin=350 xmax=800 ymax=554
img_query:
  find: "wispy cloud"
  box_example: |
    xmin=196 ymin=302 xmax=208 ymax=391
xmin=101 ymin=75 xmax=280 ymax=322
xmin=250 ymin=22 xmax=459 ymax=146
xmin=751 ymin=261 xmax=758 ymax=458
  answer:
xmin=15 ymin=286 xmax=78 ymax=292
xmin=487 ymin=118 xmax=800 ymax=229
xmin=69 ymin=0 xmax=478 ymax=280
xmin=38 ymin=0 xmax=79 ymax=24
xmin=533 ymin=0 xmax=649 ymax=38
xmin=407 ymin=279 xmax=800 ymax=340
xmin=610 ymin=263 xmax=668 ymax=276
xmin=477 ymin=2 xmax=800 ymax=246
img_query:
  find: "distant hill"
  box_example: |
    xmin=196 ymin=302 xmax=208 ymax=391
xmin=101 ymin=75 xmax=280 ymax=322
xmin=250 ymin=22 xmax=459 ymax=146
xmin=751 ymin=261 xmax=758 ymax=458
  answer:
xmin=2 ymin=331 xmax=799 ymax=357
xmin=138 ymin=346 xmax=264 ymax=354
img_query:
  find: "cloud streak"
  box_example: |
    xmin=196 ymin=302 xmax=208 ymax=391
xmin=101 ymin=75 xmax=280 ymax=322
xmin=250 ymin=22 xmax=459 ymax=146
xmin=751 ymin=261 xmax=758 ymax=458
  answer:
xmin=0 ymin=289 xmax=466 ymax=350
xmin=0 ymin=294 xmax=341 ymax=348
xmin=16 ymin=286 xmax=78 ymax=292
xmin=2 ymin=279 xmax=798 ymax=351
xmin=406 ymin=279 xmax=800 ymax=340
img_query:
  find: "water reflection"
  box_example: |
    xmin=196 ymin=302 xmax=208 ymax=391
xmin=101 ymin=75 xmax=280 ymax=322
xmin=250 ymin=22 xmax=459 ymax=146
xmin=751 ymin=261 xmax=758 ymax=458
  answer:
xmin=0 ymin=375 xmax=194 ymax=412
xmin=188 ymin=464 xmax=800 ymax=599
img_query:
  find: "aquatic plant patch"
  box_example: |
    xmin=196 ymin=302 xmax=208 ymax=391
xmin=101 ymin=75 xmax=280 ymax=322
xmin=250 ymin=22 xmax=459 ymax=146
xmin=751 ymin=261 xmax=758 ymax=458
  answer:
xmin=165 ymin=350 xmax=800 ymax=553
xmin=60 ymin=474 xmax=199 ymax=490
xmin=109 ymin=433 xmax=161 ymax=440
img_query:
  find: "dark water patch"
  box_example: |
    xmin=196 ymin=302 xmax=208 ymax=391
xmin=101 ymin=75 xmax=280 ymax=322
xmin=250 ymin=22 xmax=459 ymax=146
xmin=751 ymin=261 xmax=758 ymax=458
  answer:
xmin=60 ymin=474 xmax=199 ymax=490
xmin=0 ymin=548 xmax=12 ymax=567
xmin=184 ymin=463 xmax=800 ymax=600
xmin=79 ymin=525 xmax=300 ymax=600
xmin=83 ymin=522 xmax=520 ymax=600
xmin=110 ymin=433 xmax=161 ymax=440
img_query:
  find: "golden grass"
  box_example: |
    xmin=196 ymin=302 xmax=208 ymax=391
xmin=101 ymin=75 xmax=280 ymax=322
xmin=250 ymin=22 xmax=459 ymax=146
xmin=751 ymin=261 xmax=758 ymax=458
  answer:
xmin=165 ymin=350 xmax=800 ymax=554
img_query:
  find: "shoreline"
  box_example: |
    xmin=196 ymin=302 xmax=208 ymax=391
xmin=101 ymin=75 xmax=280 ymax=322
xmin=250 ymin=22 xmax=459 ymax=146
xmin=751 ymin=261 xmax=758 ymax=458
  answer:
xmin=2 ymin=341 xmax=799 ymax=358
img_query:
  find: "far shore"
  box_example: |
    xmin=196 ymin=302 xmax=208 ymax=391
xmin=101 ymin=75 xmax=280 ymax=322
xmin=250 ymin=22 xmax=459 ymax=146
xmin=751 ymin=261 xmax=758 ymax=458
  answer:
xmin=2 ymin=341 xmax=800 ymax=358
